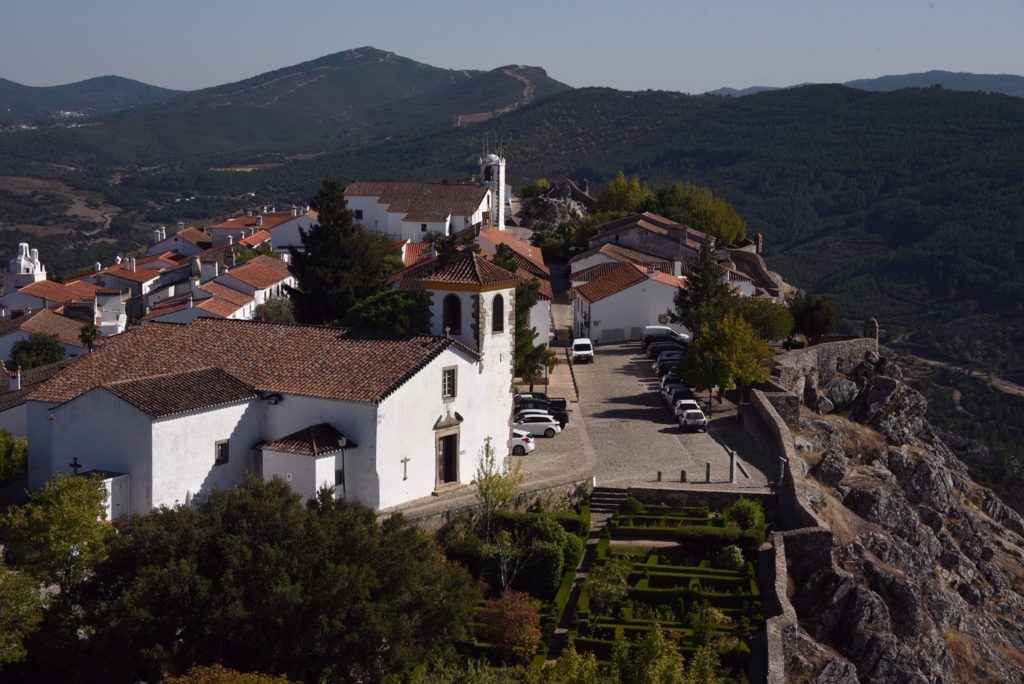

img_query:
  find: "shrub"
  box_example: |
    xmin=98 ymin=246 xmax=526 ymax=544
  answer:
xmin=0 ymin=430 xmax=28 ymax=483
xmin=715 ymin=545 xmax=745 ymax=571
xmin=721 ymin=498 xmax=766 ymax=542
xmin=515 ymin=541 xmax=564 ymax=600
xmin=621 ymin=494 xmax=643 ymax=515
xmin=474 ymin=590 xmax=542 ymax=665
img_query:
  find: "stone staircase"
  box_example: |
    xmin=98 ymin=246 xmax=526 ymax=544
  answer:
xmin=589 ymin=486 xmax=628 ymax=527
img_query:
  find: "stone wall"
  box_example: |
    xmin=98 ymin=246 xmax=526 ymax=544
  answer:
xmin=773 ymin=338 xmax=878 ymax=401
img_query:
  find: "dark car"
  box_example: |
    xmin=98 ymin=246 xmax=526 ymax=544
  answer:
xmin=514 ymin=396 xmax=570 ymax=427
xmin=647 ymin=341 xmax=687 ymax=359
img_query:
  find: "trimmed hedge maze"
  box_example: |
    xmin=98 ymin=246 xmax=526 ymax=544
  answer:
xmin=571 ymin=498 xmax=765 ymax=682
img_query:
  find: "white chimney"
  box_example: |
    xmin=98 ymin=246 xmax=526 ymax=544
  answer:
xmin=95 ymin=261 xmax=102 ymax=273
xmin=187 ymin=292 xmax=194 ymax=309
xmin=9 ymin=368 xmax=21 ymax=392
xmin=115 ymin=255 xmax=123 ymax=266
xmin=673 ymin=261 xmax=682 ymax=277
xmin=162 ymin=226 xmax=168 ymax=240
xmin=129 ymin=258 xmax=137 ymax=273
xmin=256 ymin=215 xmax=263 ymax=226
xmin=177 ymin=221 xmax=185 ymax=231
xmin=228 ymin=235 xmax=233 ymax=246
xmin=153 ymin=228 xmax=163 ymax=244
xmin=247 ymin=210 xmax=253 ymax=217
xmin=291 ymin=205 xmax=298 ymax=217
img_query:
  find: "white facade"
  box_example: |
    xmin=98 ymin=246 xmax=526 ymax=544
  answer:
xmin=4 ymin=243 xmax=46 ymax=295
xmin=530 ymin=299 xmax=551 ymax=345
xmin=574 ymin=276 xmax=681 ymax=344
xmin=347 ymin=193 xmax=491 ymax=242
xmin=479 ymin=154 xmax=506 ymax=230
xmin=267 ymin=210 xmax=318 ymax=251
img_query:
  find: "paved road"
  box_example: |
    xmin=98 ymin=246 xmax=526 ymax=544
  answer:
xmin=523 ymin=342 xmax=773 ymax=492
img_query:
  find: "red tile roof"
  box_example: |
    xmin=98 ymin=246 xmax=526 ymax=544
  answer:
xmin=261 ymin=423 xmax=357 ymax=456
xmin=239 ymin=229 xmax=272 ymax=247
xmin=173 ymin=227 xmax=213 ymax=246
xmin=198 ymin=281 xmax=254 ymax=307
xmin=396 ymin=241 xmax=435 ymax=267
xmin=212 ymin=213 xmax=294 ymax=231
xmin=196 ymin=297 xmax=245 ymax=318
xmin=18 ymin=308 xmax=89 ymax=347
xmin=223 ymin=255 xmax=291 ymax=289
xmin=31 ymin=318 xmax=470 ymax=406
xmin=591 ymin=212 xmax=705 ymax=252
xmin=101 ymin=267 xmax=161 ymax=284
xmin=345 ymin=181 xmax=489 ymax=222
xmin=569 ymin=242 xmax=672 ymax=269
xmin=0 ymin=358 xmax=78 ymax=413
xmin=572 ymin=262 xmax=649 ymax=303
xmin=475 ymin=226 xmax=550 ymax=276
xmin=419 ymin=251 xmax=519 ymax=289
xmin=103 ymin=367 xmax=257 ymax=418
xmin=18 ymin=279 xmax=99 ymax=303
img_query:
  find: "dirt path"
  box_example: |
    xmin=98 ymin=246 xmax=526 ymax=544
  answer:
xmin=455 ymin=67 xmax=537 ymax=126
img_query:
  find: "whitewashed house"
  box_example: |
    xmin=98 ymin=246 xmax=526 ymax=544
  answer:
xmin=572 ymin=262 xmax=685 ymax=344
xmin=26 ymin=251 xmax=517 ymax=518
xmin=210 ymin=255 xmax=294 ymax=306
xmin=474 ymin=224 xmax=552 ymax=344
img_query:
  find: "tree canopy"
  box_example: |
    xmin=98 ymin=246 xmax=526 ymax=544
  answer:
xmin=655 ymin=182 xmax=746 ymax=246
xmin=671 ymin=238 xmax=731 ymax=331
xmin=790 ymin=293 xmax=839 ymax=344
xmin=595 ymin=171 xmax=655 ymax=214
xmin=9 ymin=332 xmax=65 ymax=370
xmin=286 ymin=177 xmax=401 ymax=324
xmin=77 ymin=478 xmax=477 ymax=683
xmin=344 ymin=288 xmax=429 ymax=334
xmin=681 ymin=312 xmax=774 ymax=405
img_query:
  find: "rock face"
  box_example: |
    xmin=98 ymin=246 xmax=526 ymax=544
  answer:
xmin=516 ymin=179 xmax=591 ymax=230
xmin=784 ymin=353 xmax=1024 ymax=682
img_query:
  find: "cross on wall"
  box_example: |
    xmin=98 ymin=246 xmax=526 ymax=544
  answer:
xmin=401 ymin=456 xmax=411 ymax=481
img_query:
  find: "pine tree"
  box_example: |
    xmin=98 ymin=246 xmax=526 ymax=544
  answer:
xmin=671 ymin=238 xmax=732 ymax=330
xmin=286 ymin=178 xmax=400 ymax=325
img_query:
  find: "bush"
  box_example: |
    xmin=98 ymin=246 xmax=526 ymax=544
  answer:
xmin=515 ymin=541 xmax=564 ymax=600
xmin=474 ymin=591 xmax=542 ymax=665
xmin=0 ymin=430 xmax=28 ymax=483
xmin=621 ymin=495 xmax=643 ymax=515
xmin=715 ymin=545 xmax=745 ymax=571
xmin=721 ymin=498 xmax=766 ymax=542
xmin=675 ymin=525 xmax=762 ymax=552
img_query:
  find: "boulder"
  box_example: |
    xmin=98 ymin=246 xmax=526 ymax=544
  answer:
xmin=815 ymin=448 xmax=850 ymax=486
xmin=824 ymin=377 xmax=860 ymax=411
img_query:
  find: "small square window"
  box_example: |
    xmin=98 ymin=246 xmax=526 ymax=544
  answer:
xmin=354 ymin=209 xmax=363 ymax=220
xmin=214 ymin=440 xmax=229 ymax=466
xmin=421 ymin=223 xmax=428 ymax=232
xmin=442 ymin=367 xmax=457 ymax=399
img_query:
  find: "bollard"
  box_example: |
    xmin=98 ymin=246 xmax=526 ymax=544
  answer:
xmin=729 ymin=450 xmax=737 ymax=484
xmin=680 ymin=469 xmax=686 ymax=483
xmin=705 ymin=462 xmax=711 ymax=483
xmin=657 ymin=471 xmax=662 ymax=482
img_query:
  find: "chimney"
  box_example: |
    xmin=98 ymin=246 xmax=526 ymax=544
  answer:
xmin=95 ymin=261 xmax=102 ymax=273
xmin=673 ymin=261 xmax=682 ymax=277
xmin=177 ymin=221 xmax=185 ymax=231
xmin=228 ymin=235 xmax=233 ymax=246
xmin=755 ymin=232 xmax=765 ymax=255
xmin=115 ymin=255 xmax=123 ymax=266
xmin=187 ymin=292 xmax=193 ymax=309
xmin=153 ymin=228 xmax=163 ymax=244
xmin=247 ymin=210 xmax=253 ymax=217
xmin=256 ymin=215 xmax=263 ymax=227
xmin=9 ymin=368 xmax=21 ymax=392
xmin=161 ymin=226 xmax=167 ymax=240
xmin=129 ymin=258 xmax=136 ymax=273
xmin=291 ymin=205 xmax=298 ymax=217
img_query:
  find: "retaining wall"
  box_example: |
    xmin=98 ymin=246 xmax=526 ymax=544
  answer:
xmin=773 ymin=338 xmax=877 ymax=400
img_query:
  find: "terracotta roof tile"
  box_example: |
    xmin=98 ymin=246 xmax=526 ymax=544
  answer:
xmin=101 ymin=267 xmax=161 ymax=284
xmin=212 ymin=213 xmax=294 ymax=231
xmin=196 ymin=297 xmax=245 ymax=318
xmin=31 ymin=319 xmax=468 ymax=406
xmin=174 ymin=227 xmax=213 ymax=246
xmin=224 ymin=255 xmax=291 ymax=289
xmin=569 ymin=242 xmax=672 ymax=268
xmin=198 ymin=281 xmax=255 ymax=307
xmin=345 ymin=181 xmax=489 ymax=222
xmin=476 ymin=226 xmax=550 ymax=276
xmin=261 ymin=423 xmax=357 ymax=456
xmin=573 ymin=262 xmax=649 ymax=303
xmin=0 ymin=358 xmax=78 ymax=413
xmin=591 ymin=212 xmax=705 ymax=252
xmin=19 ymin=308 xmax=89 ymax=347
xmin=103 ymin=367 xmax=257 ymax=418
xmin=419 ymin=251 xmax=519 ymax=289
xmin=239 ymin=229 xmax=272 ymax=247
xmin=18 ymin=279 xmax=99 ymax=303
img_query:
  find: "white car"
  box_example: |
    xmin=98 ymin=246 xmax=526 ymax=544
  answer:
xmin=512 ymin=429 xmax=536 ymax=455
xmin=678 ymin=408 xmax=708 ymax=432
xmin=514 ymin=409 xmax=557 ymax=422
xmin=513 ymin=414 xmax=563 ymax=438
xmin=571 ymin=338 xmax=594 ymax=364
xmin=672 ymin=399 xmax=701 ymax=416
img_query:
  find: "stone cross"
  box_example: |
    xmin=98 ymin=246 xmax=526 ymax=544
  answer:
xmin=69 ymin=456 xmax=82 ymax=475
xmin=401 ymin=457 xmax=411 ymax=481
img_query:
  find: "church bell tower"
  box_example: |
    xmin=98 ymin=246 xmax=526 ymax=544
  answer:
xmin=479 ymin=153 xmax=506 ymax=230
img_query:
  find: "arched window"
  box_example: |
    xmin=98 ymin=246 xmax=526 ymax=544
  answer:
xmin=443 ymin=294 xmax=462 ymax=334
xmin=492 ymin=294 xmax=504 ymax=332
xmin=484 ymin=166 xmax=494 ymax=181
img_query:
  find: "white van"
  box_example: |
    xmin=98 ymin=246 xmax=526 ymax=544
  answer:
xmin=571 ymin=337 xmax=594 ymax=364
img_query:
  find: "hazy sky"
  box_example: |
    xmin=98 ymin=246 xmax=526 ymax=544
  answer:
xmin=3 ymin=1 xmax=1023 ymax=93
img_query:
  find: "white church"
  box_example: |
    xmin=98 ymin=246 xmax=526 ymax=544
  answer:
xmin=345 ymin=154 xmax=509 ymax=240
xmin=26 ymin=250 xmax=517 ymax=519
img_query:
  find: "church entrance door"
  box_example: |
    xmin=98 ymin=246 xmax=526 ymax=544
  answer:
xmin=438 ymin=433 xmax=458 ymax=484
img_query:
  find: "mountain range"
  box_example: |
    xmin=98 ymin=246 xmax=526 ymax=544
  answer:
xmin=707 ymin=70 xmax=1024 ymax=98
xmin=1 ymin=48 xmax=1022 ymax=381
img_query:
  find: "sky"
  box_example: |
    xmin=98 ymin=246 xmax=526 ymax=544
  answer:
xmin=3 ymin=1 xmax=1023 ymax=93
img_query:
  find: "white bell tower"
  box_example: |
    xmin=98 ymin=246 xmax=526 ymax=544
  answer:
xmin=479 ymin=153 xmax=506 ymax=230
xmin=4 ymin=242 xmax=47 ymax=294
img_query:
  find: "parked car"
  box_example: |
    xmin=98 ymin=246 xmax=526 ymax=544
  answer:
xmin=647 ymin=341 xmax=687 ymax=359
xmin=514 ymin=398 xmax=570 ymax=427
xmin=514 ymin=408 xmax=569 ymax=428
xmin=513 ymin=414 xmax=563 ymax=438
xmin=661 ymin=382 xmax=687 ymax=404
xmin=571 ymin=337 xmax=595 ymax=363
xmin=641 ymin=325 xmax=690 ymax=351
xmin=654 ymin=358 xmax=682 ymax=376
xmin=678 ymin=408 xmax=708 ymax=432
xmin=655 ymin=349 xmax=684 ymax=365
xmin=512 ymin=429 xmax=536 ymax=455
xmin=515 ymin=393 xmax=568 ymax=410
xmin=672 ymin=399 xmax=702 ymax=416
xmin=659 ymin=372 xmax=682 ymax=389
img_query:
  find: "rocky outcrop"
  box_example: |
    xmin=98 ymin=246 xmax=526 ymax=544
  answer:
xmin=782 ymin=354 xmax=1024 ymax=682
xmin=516 ymin=179 xmax=591 ymax=230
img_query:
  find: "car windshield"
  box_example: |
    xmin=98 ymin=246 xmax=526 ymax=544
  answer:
xmin=684 ymin=411 xmax=704 ymax=420
xmin=573 ymin=343 xmax=591 ymax=351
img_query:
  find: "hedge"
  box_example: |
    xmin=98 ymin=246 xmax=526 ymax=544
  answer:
xmin=675 ymin=525 xmax=763 ymax=551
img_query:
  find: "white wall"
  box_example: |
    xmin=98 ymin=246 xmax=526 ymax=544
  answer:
xmin=147 ymin=235 xmax=204 ymax=257
xmin=260 ymin=395 xmax=380 ymax=508
xmin=0 ymin=405 xmax=26 ymax=436
xmin=375 ymin=343 xmax=512 ymax=510
xmin=262 ymin=450 xmax=340 ymax=503
xmin=587 ymin=278 xmax=679 ymax=344
xmin=569 ymin=252 xmax=619 ymax=275
xmin=149 ymin=399 xmax=262 ymax=511
xmin=269 ymin=213 xmax=318 ymax=251
xmin=27 ymin=391 xmax=154 ymax=515
xmin=0 ymin=291 xmax=48 ymax=311
xmin=530 ymin=300 xmax=551 ymax=346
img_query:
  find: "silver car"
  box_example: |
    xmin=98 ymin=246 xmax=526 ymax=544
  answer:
xmin=677 ymin=409 xmax=708 ymax=433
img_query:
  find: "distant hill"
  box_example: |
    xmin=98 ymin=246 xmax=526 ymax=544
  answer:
xmin=0 ymin=47 xmax=571 ymax=167
xmin=0 ymin=75 xmax=180 ymax=125
xmin=708 ymin=70 xmax=1024 ymax=98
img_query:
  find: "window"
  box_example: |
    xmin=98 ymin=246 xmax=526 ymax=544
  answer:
xmin=214 ymin=440 xmax=229 ymax=466
xmin=442 ymin=294 xmax=462 ymax=334
xmin=421 ymin=223 xmax=427 ymax=232
xmin=442 ymin=367 xmax=457 ymax=399
xmin=354 ymin=209 xmax=363 ymax=220
xmin=335 ymin=468 xmax=345 ymax=487
xmin=492 ymin=294 xmax=504 ymax=332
